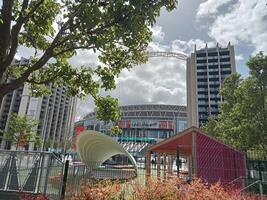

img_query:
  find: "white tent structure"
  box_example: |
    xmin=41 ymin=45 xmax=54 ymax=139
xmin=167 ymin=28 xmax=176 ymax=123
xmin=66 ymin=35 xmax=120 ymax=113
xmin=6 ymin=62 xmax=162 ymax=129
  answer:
xmin=76 ymin=130 xmax=137 ymax=171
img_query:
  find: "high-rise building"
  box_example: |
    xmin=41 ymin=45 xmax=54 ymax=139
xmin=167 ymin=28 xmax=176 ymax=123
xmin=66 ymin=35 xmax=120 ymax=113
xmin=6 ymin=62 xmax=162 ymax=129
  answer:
xmin=0 ymin=58 xmax=77 ymax=150
xmin=187 ymin=43 xmax=236 ymax=127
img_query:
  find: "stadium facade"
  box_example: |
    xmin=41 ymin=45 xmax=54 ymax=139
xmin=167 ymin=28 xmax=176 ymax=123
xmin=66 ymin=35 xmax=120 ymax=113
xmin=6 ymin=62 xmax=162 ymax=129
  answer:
xmin=74 ymin=104 xmax=187 ymax=156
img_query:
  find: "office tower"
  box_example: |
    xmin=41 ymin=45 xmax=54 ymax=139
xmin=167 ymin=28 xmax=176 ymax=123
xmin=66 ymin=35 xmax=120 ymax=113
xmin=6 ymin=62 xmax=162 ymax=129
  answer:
xmin=0 ymin=58 xmax=77 ymax=150
xmin=187 ymin=43 xmax=236 ymax=127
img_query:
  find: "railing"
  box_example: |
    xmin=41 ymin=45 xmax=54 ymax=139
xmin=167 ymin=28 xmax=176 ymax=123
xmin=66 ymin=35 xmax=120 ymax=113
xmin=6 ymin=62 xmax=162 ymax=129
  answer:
xmin=228 ymin=176 xmax=245 ymax=185
xmin=239 ymin=180 xmax=264 ymax=200
xmin=0 ymin=150 xmax=64 ymax=200
xmin=1 ymin=149 xmax=267 ymax=199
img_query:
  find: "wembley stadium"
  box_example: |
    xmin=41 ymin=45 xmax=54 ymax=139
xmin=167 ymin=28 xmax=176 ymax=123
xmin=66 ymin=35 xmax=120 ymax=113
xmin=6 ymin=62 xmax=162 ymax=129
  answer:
xmin=74 ymin=104 xmax=187 ymax=156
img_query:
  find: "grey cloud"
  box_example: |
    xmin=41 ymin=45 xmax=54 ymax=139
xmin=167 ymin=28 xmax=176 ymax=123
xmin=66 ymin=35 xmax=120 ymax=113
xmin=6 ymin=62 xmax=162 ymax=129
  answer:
xmin=197 ymin=0 xmax=235 ymax=17
xmin=76 ymin=96 xmax=95 ymax=120
xmin=69 ymin=50 xmax=100 ymax=67
xmin=204 ymin=0 xmax=267 ymax=53
xmin=74 ymin=26 xmax=213 ymax=119
xmin=151 ymin=26 xmax=165 ymax=42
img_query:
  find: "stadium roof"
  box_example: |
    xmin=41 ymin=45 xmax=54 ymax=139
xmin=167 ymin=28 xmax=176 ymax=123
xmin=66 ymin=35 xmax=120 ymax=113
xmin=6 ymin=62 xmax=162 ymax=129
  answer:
xmin=82 ymin=104 xmax=187 ymax=120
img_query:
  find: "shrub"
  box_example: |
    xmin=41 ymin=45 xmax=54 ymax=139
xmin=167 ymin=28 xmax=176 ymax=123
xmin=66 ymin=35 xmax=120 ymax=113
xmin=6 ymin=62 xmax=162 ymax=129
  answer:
xmin=66 ymin=180 xmax=122 ymax=200
xmin=67 ymin=178 xmax=264 ymax=200
xmin=133 ymin=178 xmax=259 ymax=200
xmin=19 ymin=192 xmax=48 ymax=200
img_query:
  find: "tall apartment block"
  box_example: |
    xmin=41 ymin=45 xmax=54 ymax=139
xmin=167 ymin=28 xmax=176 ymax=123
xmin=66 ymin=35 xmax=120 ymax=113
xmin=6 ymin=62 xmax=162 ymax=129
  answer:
xmin=0 ymin=58 xmax=77 ymax=150
xmin=187 ymin=43 xmax=236 ymax=127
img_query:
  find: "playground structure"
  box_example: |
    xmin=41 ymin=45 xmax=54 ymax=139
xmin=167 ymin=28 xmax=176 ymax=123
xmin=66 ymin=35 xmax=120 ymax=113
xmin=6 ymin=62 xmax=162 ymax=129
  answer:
xmin=146 ymin=126 xmax=246 ymax=186
xmin=0 ymin=127 xmax=266 ymax=198
xmin=76 ymin=130 xmax=138 ymax=180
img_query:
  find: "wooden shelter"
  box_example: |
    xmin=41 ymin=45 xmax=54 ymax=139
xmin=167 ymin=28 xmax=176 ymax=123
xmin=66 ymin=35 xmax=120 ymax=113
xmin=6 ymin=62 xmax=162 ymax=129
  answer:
xmin=146 ymin=126 xmax=246 ymax=184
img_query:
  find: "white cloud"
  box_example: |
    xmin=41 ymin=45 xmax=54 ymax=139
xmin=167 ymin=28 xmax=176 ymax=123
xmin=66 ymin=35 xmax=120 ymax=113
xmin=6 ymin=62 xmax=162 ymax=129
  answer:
xmin=75 ymin=44 xmax=188 ymax=119
xmin=69 ymin=49 xmax=100 ymax=67
xmin=109 ymin=56 xmax=187 ymax=106
xmin=198 ymin=0 xmax=267 ymax=53
xmin=171 ymin=39 xmax=215 ymax=54
xmin=150 ymin=25 xmax=165 ymax=42
xmin=74 ymin=25 xmax=215 ymax=119
xmin=75 ymin=54 xmax=187 ymax=120
xmin=197 ymin=0 xmax=235 ymax=17
xmin=235 ymin=54 xmax=244 ymax=61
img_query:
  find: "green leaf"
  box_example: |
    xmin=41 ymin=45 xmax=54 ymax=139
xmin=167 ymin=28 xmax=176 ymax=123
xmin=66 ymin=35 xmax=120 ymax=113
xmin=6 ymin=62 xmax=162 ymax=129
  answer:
xmin=203 ymin=52 xmax=267 ymax=154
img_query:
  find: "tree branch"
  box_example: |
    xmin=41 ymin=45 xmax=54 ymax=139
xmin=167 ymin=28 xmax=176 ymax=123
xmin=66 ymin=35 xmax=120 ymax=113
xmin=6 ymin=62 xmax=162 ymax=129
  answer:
xmin=26 ymin=74 xmax=59 ymax=85
xmin=52 ymin=45 xmax=96 ymax=57
xmin=0 ymin=46 xmax=54 ymax=95
xmin=3 ymin=0 xmax=45 ymax=72
xmin=0 ymin=0 xmax=14 ymax=76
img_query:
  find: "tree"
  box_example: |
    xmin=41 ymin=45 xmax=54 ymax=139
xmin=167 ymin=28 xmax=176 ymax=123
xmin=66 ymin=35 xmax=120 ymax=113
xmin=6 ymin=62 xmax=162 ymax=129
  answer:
xmin=203 ymin=52 xmax=267 ymax=153
xmin=2 ymin=113 xmax=39 ymax=149
xmin=43 ymin=136 xmax=53 ymax=150
xmin=0 ymin=0 xmax=177 ymax=121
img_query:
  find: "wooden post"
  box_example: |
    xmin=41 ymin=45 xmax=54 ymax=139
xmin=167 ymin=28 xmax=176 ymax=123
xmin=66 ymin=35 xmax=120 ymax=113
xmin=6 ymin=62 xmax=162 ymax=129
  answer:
xmin=164 ymin=154 xmax=168 ymax=180
xmin=192 ymin=131 xmax=197 ymax=176
xmin=157 ymin=153 xmax=161 ymax=180
xmin=167 ymin=155 xmax=173 ymax=177
xmin=145 ymin=151 xmax=151 ymax=184
xmin=188 ymin=155 xmax=192 ymax=180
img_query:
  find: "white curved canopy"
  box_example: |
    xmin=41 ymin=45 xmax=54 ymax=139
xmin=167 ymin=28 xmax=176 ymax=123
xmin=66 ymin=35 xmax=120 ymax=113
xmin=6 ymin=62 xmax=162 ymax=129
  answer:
xmin=76 ymin=130 xmax=137 ymax=170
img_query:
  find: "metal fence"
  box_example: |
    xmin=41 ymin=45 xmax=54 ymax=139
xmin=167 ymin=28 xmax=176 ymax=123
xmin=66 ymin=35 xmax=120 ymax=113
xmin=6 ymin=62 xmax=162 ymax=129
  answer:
xmin=0 ymin=150 xmax=64 ymax=200
xmin=246 ymin=151 xmax=267 ymax=195
xmin=0 ymin=150 xmax=267 ymax=199
xmin=63 ymin=161 xmax=263 ymax=199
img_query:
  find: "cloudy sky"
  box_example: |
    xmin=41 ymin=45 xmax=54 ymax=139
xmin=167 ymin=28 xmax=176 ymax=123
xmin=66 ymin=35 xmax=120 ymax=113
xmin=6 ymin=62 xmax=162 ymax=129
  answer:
xmin=74 ymin=0 xmax=267 ymax=119
xmin=12 ymin=0 xmax=266 ymax=119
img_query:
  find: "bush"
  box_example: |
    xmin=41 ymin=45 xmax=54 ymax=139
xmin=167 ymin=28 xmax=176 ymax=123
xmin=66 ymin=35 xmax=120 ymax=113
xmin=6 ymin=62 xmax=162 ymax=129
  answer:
xmin=67 ymin=178 xmax=263 ymax=200
xmin=20 ymin=192 xmax=48 ymax=200
xmin=133 ymin=178 xmax=252 ymax=200
xmin=66 ymin=180 xmax=122 ymax=200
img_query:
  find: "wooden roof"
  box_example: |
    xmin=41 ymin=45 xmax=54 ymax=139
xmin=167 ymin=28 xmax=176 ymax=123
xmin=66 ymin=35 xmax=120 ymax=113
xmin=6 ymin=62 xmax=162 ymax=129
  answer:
xmin=147 ymin=126 xmax=244 ymax=155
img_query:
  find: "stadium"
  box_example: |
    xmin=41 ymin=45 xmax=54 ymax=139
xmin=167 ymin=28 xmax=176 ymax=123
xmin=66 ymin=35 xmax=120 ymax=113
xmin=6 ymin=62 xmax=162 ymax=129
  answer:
xmin=74 ymin=104 xmax=188 ymax=157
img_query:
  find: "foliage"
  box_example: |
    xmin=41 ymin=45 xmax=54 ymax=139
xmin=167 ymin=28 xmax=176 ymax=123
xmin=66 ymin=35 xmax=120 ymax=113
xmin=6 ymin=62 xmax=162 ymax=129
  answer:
xmin=19 ymin=191 xmax=48 ymax=200
xmin=64 ymin=138 xmax=73 ymax=151
xmin=203 ymin=52 xmax=267 ymax=153
xmin=110 ymin=125 xmax=122 ymax=135
xmin=133 ymin=178 xmax=254 ymax=200
xmin=67 ymin=178 xmax=258 ymax=200
xmin=2 ymin=113 xmax=39 ymax=148
xmin=67 ymin=180 xmax=122 ymax=200
xmin=0 ymin=0 xmax=178 ymax=121
xmin=43 ymin=137 xmax=53 ymax=149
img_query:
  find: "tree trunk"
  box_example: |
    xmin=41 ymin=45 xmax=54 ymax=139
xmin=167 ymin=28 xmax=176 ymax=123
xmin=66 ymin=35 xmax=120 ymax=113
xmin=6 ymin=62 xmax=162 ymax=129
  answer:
xmin=0 ymin=92 xmax=5 ymax=111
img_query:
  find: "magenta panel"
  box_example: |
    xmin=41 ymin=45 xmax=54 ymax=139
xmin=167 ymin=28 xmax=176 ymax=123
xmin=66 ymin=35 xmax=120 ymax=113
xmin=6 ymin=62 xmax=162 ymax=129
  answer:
xmin=196 ymin=132 xmax=245 ymax=184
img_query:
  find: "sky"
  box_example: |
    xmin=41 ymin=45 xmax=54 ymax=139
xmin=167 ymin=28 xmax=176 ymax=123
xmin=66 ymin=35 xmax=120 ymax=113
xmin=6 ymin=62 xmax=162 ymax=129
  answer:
xmin=9 ymin=0 xmax=266 ymax=119
xmin=74 ymin=0 xmax=267 ymax=119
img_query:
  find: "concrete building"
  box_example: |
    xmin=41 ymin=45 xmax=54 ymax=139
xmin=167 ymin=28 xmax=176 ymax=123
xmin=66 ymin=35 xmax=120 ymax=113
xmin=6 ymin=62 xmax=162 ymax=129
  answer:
xmin=0 ymin=58 xmax=77 ymax=150
xmin=187 ymin=43 xmax=236 ymax=127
